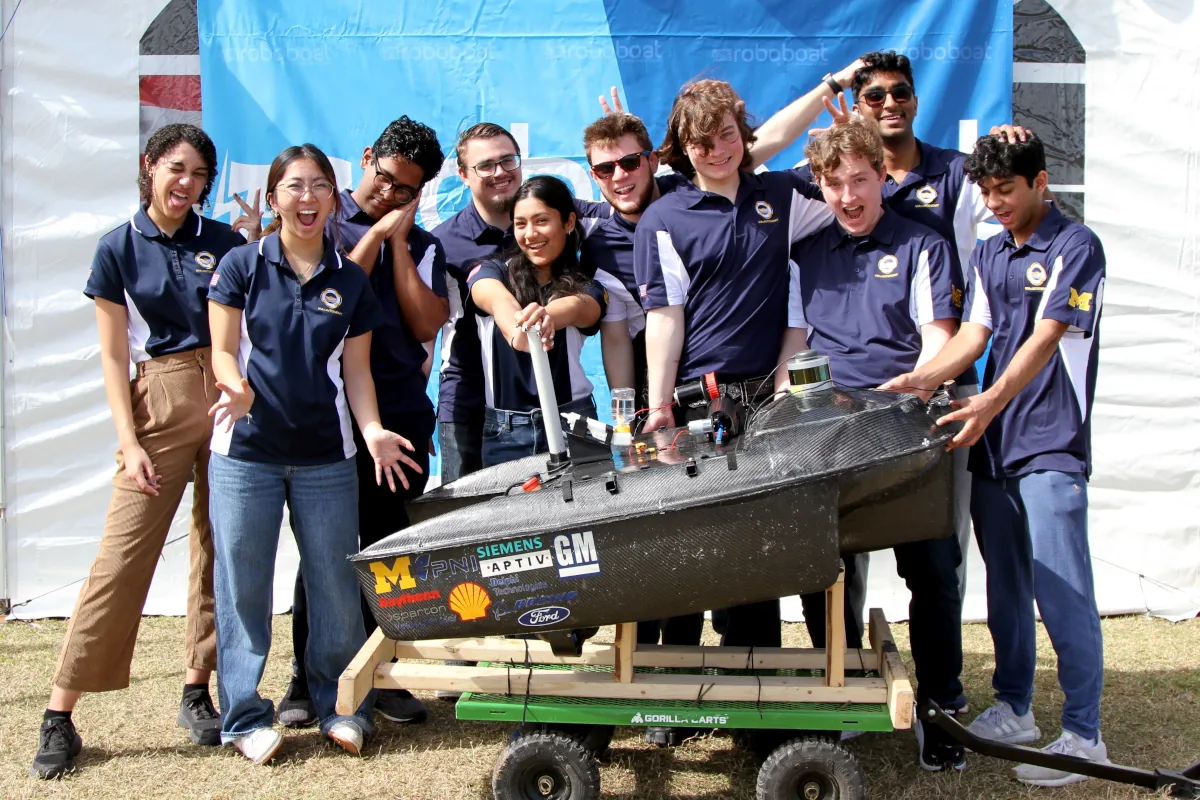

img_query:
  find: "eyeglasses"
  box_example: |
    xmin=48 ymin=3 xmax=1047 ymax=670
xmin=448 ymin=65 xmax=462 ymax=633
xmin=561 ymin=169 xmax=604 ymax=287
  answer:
xmin=469 ymin=154 xmax=521 ymax=177
xmin=590 ymin=150 xmax=651 ymax=179
xmin=278 ymin=180 xmax=335 ymax=200
xmin=371 ymin=160 xmax=417 ymax=205
xmin=857 ymin=84 xmax=915 ymax=107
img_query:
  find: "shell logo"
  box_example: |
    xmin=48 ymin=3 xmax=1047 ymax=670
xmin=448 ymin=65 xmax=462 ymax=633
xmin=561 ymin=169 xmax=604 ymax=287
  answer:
xmin=448 ymin=582 xmax=491 ymax=621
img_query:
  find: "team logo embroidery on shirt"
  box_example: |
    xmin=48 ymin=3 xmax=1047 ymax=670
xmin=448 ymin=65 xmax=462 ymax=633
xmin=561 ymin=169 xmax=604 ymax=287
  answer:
xmin=755 ymin=200 xmax=776 ymax=221
xmin=951 ymin=285 xmax=963 ymax=308
xmin=1068 ymin=287 xmax=1093 ymax=312
xmin=875 ymin=254 xmax=899 ymax=277
xmin=194 ymin=251 xmax=216 ymax=271
xmin=319 ymin=288 xmax=344 ymax=312
xmin=1025 ymin=262 xmax=1048 ymax=291
xmin=915 ymin=185 xmax=939 ymax=206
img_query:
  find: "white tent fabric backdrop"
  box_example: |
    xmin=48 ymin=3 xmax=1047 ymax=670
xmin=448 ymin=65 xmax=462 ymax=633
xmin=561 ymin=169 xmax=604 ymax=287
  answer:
xmin=1 ymin=0 xmax=1197 ymax=623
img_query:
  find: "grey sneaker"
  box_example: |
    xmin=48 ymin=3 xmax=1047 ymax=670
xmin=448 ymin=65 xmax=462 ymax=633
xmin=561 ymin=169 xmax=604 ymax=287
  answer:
xmin=967 ymin=702 xmax=1040 ymax=746
xmin=277 ymin=675 xmax=318 ymax=728
xmin=1014 ymin=730 xmax=1109 ymax=787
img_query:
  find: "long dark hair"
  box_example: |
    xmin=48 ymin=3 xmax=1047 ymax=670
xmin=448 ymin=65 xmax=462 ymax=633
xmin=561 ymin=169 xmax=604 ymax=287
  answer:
xmin=503 ymin=176 xmax=591 ymax=307
xmin=263 ymin=143 xmax=341 ymax=237
xmin=139 ymin=124 xmax=219 ymax=208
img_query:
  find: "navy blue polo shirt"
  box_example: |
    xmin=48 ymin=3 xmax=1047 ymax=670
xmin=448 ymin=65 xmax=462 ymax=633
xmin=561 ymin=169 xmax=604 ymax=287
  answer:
xmin=963 ymin=205 xmax=1106 ymax=479
xmin=466 ymin=258 xmax=607 ymax=412
xmin=84 ymin=206 xmax=245 ymax=361
xmin=329 ymin=190 xmax=447 ymax=428
xmin=433 ymin=198 xmax=610 ymax=424
xmin=790 ymin=211 xmax=963 ymax=388
xmin=207 ymin=232 xmax=382 ymax=465
xmin=634 ymin=169 xmax=833 ymax=381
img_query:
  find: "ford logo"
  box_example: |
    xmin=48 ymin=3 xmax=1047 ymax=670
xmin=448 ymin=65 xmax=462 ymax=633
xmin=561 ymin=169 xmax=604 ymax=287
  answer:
xmin=517 ymin=606 xmax=571 ymax=627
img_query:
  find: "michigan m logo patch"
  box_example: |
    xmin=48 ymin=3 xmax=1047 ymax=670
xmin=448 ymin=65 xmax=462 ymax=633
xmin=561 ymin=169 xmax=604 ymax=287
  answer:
xmin=1068 ymin=287 xmax=1093 ymax=312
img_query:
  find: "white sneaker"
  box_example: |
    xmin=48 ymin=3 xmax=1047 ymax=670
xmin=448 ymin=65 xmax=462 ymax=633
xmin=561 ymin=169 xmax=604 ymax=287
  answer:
xmin=1013 ymin=730 xmax=1109 ymax=787
xmin=967 ymin=702 xmax=1040 ymax=746
xmin=326 ymin=720 xmax=364 ymax=755
xmin=231 ymin=728 xmax=283 ymax=765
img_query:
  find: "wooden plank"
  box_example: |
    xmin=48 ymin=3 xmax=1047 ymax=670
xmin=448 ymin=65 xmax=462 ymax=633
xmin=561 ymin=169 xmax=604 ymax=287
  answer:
xmin=869 ymin=608 xmax=914 ymax=730
xmin=825 ymin=565 xmax=846 ymax=688
xmin=614 ymin=623 xmax=637 ymax=684
xmin=374 ymin=662 xmax=888 ymax=704
xmin=337 ymin=627 xmax=394 ymax=716
xmin=391 ymin=638 xmax=878 ymax=672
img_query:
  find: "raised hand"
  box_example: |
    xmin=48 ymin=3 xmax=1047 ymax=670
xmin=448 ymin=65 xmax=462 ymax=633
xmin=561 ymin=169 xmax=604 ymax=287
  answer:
xmin=989 ymin=124 xmax=1033 ymax=143
xmin=808 ymin=93 xmax=858 ymax=138
xmin=833 ymin=58 xmax=866 ymax=92
xmin=598 ymin=86 xmax=627 ymax=116
xmin=209 ymin=378 xmax=255 ymax=432
xmin=362 ymin=425 xmax=422 ymax=492
xmin=231 ymin=189 xmax=264 ymax=242
xmin=121 ymin=442 xmax=161 ymax=496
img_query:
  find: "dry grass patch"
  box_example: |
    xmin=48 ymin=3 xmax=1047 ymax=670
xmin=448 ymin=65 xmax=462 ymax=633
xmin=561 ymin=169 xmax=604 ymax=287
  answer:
xmin=1 ymin=614 xmax=1197 ymax=799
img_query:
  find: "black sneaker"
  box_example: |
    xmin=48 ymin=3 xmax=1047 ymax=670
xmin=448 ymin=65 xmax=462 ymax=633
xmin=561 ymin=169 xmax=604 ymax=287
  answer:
xmin=29 ymin=716 xmax=83 ymax=779
xmin=916 ymin=707 xmax=967 ymax=772
xmin=178 ymin=688 xmax=222 ymax=746
xmin=277 ymin=675 xmax=318 ymax=728
xmin=374 ymin=689 xmax=428 ymax=724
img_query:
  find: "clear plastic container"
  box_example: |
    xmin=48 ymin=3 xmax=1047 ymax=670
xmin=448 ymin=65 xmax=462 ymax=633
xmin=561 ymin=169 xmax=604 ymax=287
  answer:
xmin=611 ymin=388 xmax=636 ymax=433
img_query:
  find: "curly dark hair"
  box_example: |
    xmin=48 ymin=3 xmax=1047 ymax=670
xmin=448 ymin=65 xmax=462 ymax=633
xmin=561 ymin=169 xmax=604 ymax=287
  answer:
xmin=852 ymin=50 xmax=916 ymax=95
xmin=372 ymin=115 xmax=445 ymax=188
xmin=964 ymin=131 xmax=1047 ymax=187
xmin=501 ymin=176 xmax=592 ymax=307
xmin=139 ymin=124 xmax=218 ymax=208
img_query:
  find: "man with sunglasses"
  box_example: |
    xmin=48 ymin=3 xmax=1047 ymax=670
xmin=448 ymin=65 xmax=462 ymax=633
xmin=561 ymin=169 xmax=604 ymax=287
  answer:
xmin=279 ymin=116 xmax=449 ymax=730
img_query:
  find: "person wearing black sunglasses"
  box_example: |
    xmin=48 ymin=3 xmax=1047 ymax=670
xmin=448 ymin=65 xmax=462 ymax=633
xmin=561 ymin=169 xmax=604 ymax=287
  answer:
xmin=276 ymin=116 xmax=450 ymax=733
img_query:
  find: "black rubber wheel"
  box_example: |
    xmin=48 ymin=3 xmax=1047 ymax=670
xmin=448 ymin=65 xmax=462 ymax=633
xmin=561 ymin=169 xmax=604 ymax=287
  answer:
xmin=512 ymin=723 xmax=615 ymax=756
xmin=733 ymin=729 xmax=837 ymax=762
xmin=493 ymin=732 xmax=601 ymax=800
xmin=755 ymin=736 xmax=866 ymax=800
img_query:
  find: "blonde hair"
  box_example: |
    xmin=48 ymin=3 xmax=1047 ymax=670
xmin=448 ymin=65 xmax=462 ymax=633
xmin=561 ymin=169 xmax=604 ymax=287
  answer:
xmin=804 ymin=119 xmax=885 ymax=181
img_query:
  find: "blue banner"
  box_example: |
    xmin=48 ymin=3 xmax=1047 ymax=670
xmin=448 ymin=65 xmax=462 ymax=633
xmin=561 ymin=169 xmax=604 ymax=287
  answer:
xmin=197 ymin=0 xmax=1012 ymax=476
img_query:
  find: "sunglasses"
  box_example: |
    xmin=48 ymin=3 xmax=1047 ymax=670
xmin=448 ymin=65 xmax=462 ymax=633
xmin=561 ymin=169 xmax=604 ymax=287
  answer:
xmin=590 ymin=150 xmax=651 ymax=179
xmin=857 ymin=84 xmax=915 ymax=107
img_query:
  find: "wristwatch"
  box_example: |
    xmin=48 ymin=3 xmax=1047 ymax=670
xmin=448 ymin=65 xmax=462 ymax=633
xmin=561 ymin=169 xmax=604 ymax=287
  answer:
xmin=823 ymin=73 xmax=843 ymax=94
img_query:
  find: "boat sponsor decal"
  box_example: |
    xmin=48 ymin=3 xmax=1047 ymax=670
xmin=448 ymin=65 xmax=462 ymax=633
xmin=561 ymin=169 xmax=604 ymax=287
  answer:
xmin=479 ymin=549 xmax=554 ymax=578
xmin=513 ymin=590 xmax=578 ymax=610
xmin=368 ymin=557 xmax=416 ymax=593
xmin=476 ymin=536 xmax=543 ymax=560
xmin=517 ymin=606 xmax=571 ymax=627
xmin=629 ymin=712 xmax=730 ymax=726
xmin=553 ymin=531 xmax=600 ymax=578
xmin=490 ymin=579 xmax=550 ymax=597
xmin=378 ymin=589 xmax=440 ymax=610
xmin=394 ymin=604 xmax=454 ymax=623
xmin=414 ymin=553 xmax=479 ymax=581
xmin=447 ymin=582 xmax=492 ymax=621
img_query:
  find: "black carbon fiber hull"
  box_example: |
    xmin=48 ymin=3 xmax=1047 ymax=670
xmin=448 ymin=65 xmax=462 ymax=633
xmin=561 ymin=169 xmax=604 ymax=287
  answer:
xmin=355 ymin=389 xmax=956 ymax=641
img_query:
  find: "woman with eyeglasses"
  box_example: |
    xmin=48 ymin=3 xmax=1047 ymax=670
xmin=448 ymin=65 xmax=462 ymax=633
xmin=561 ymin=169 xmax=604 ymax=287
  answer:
xmin=205 ymin=143 xmax=421 ymax=764
xmin=29 ymin=124 xmax=260 ymax=780
xmin=467 ymin=175 xmax=607 ymax=467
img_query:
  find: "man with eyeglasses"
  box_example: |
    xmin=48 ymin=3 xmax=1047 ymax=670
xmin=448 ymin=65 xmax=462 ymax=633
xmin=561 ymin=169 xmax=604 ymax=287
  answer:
xmin=278 ymin=116 xmax=449 ymax=730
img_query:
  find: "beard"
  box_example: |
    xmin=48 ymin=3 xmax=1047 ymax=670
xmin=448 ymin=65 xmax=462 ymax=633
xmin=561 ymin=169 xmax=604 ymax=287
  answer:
xmin=605 ymin=179 xmax=656 ymax=216
xmin=481 ymin=187 xmax=517 ymax=216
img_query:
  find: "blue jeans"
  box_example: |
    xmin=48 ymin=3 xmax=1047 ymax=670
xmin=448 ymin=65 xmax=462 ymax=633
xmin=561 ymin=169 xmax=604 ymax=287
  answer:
xmin=972 ymin=470 xmax=1104 ymax=740
xmin=438 ymin=416 xmax=483 ymax=483
xmin=209 ymin=453 xmax=375 ymax=742
xmin=482 ymin=396 xmax=597 ymax=468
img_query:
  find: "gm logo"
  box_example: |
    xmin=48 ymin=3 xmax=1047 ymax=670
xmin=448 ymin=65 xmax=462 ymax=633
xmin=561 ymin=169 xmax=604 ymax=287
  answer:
xmin=554 ymin=531 xmax=600 ymax=578
xmin=518 ymin=606 xmax=571 ymax=627
xmin=368 ymin=557 xmax=416 ymax=593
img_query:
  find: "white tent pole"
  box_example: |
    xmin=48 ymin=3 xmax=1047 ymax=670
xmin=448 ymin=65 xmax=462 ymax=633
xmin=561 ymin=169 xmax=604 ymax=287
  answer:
xmin=0 ymin=0 xmax=11 ymax=618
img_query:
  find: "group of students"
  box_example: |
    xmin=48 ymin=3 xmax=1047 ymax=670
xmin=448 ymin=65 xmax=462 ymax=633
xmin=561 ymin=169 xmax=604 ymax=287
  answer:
xmin=31 ymin=50 xmax=1108 ymax=790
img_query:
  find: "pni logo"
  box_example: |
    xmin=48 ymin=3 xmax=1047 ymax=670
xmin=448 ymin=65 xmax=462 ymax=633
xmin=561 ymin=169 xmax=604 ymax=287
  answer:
xmin=369 ymin=557 xmax=416 ymax=593
xmin=755 ymin=201 xmax=776 ymax=221
xmin=517 ymin=606 xmax=571 ymax=627
xmin=554 ymin=531 xmax=600 ymax=578
xmin=1068 ymin=287 xmax=1093 ymax=311
xmin=1025 ymin=262 xmax=1048 ymax=290
xmin=195 ymin=251 xmax=216 ymax=270
xmin=876 ymin=255 xmax=899 ymax=276
xmin=915 ymin=185 xmax=939 ymax=206
xmin=320 ymin=288 xmax=344 ymax=309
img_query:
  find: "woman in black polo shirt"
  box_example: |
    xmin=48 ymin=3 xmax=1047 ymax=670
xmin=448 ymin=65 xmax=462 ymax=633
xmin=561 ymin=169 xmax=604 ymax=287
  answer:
xmin=30 ymin=124 xmax=258 ymax=780
xmin=206 ymin=143 xmax=420 ymax=764
xmin=467 ymin=176 xmax=606 ymax=467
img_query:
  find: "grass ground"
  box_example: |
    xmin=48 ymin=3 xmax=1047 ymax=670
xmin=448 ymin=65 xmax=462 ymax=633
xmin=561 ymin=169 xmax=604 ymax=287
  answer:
xmin=1 ymin=614 xmax=1197 ymax=799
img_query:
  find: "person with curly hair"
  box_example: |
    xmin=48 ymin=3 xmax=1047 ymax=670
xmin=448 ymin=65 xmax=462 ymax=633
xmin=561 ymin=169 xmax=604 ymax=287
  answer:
xmin=278 ymin=117 xmax=450 ymax=729
xmin=30 ymin=123 xmax=260 ymax=779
